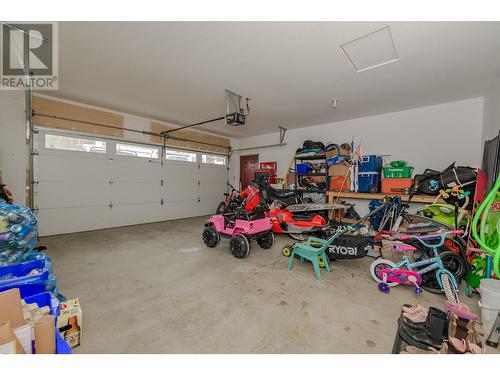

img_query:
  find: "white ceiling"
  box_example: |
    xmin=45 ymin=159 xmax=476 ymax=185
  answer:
xmin=45 ymin=21 xmax=500 ymax=138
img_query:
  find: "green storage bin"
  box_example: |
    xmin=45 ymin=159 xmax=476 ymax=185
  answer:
xmin=383 ymin=161 xmax=413 ymax=178
xmin=383 ymin=165 xmax=414 ymax=178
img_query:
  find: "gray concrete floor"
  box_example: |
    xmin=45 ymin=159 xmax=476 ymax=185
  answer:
xmin=41 ymin=216 xmax=484 ymax=354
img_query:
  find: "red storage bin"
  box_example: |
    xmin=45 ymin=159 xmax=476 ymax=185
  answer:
xmin=381 ymin=178 xmax=414 ymax=194
xmin=330 ymin=175 xmax=350 ymax=191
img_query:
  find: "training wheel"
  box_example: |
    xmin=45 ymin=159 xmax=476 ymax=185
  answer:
xmin=282 ymin=245 xmax=292 ymax=257
xmin=378 ymin=282 xmax=390 ymax=294
xmin=414 ymin=286 xmax=423 ymax=295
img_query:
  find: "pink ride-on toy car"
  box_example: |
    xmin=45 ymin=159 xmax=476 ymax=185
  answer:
xmin=203 ymin=214 xmax=274 ymax=258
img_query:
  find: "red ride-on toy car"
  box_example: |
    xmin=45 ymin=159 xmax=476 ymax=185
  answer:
xmin=202 ymin=212 xmax=275 ymax=258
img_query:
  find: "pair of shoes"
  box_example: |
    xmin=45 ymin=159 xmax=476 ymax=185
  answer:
xmin=398 ymin=307 xmax=449 ymax=350
xmin=449 ymin=314 xmax=484 ymax=343
xmin=445 ymin=314 xmax=485 ymax=354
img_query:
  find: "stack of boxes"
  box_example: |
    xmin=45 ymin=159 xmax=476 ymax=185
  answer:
xmin=357 ymin=155 xmax=383 ymax=193
xmin=381 ymin=160 xmax=414 ymax=194
xmin=327 ymin=147 xmax=351 ymax=191
xmin=329 ymin=162 xmax=350 ymax=191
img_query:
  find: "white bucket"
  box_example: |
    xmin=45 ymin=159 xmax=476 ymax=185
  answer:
xmin=479 ymin=278 xmax=500 ymax=336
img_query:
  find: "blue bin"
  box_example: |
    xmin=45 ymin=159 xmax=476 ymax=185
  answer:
xmin=359 ymin=155 xmax=383 ymax=173
xmin=296 ymin=163 xmax=310 ymax=173
xmin=24 ymin=292 xmax=60 ymax=318
xmin=358 ymin=172 xmax=380 ymax=193
xmin=22 ymin=291 xmax=72 ymax=354
xmin=0 ymin=258 xmax=52 ymax=298
xmin=56 ymin=332 xmax=72 ymax=354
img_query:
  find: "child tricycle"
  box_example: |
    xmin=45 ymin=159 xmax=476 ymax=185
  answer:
xmin=202 ymin=214 xmax=274 ymax=258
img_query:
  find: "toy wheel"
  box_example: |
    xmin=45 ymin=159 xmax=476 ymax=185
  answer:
xmin=465 ymin=286 xmax=472 ymax=297
xmin=282 ymin=245 xmax=293 ymax=257
xmin=229 ymin=234 xmax=250 ymax=258
xmin=257 ymin=232 xmax=275 ymax=249
xmin=370 ymin=258 xmax=399 ymax=287
xmin=202 ymin=226 xmax=220 ymax=248
xmin=440 ymin=251 xmax=467 ymax=280
xmin=318 ymin=256 xmax=325 ymax=268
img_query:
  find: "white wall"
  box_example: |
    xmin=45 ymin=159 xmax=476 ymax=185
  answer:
xmin=230 ymin=97 xmax=485 ymax=215
xmin=231 ymin=98 xmax=484 ymax=183
xmin=0 ymin=91 xmax=27 ymax=204
xmin=482 ymin=72 xmax=500 ymax=142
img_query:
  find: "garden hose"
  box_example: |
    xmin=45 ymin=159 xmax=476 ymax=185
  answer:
xmin=472 ymin=175 xmax=500 ymax=277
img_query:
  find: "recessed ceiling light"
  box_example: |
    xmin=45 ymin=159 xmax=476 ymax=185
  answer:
xmin=340 ymin=26 xmax=399 ymax=73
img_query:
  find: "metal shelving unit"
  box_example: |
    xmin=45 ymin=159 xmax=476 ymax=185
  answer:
xmin=294 ymin=154 xmax=328 ymax=193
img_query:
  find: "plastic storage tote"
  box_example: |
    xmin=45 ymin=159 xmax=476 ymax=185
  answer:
xmin=383 ymin=165 xmax=414 ymax=178
xmin=296 ymin=163 xmax=310 ymax=173
xmin=383 ymin=161 xmax=414 ymax=178
xmin=20 ymin=290 xmax=71 ymax=354
xmin=381 ymin=178 xmax=414 ymax=194
xmin=358 ymin=172 xmax=380 ymax=193
xmin=56 ymin=332 xmax=72 ymax=354
xmin=0 ymin=258 xmax=52 ymax=298
xmin=359 ymin=155 xmax=383 ymax=173
xmin=23 ymin=291 xmax=71 ymax=354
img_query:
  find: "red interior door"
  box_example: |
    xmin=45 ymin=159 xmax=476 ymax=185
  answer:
xmin=240 ymin=154 xmax=259 ymax=189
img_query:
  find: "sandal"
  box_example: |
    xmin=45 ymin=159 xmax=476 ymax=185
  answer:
xmin=466 ymin=320 xmax=484 ymax=337
xmin=448 ymin=337 xmax=466 ymax=353
xmin=444 ymin=300 xmax=478 ymax=321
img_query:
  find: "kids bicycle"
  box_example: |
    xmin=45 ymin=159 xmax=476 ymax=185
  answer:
xmin=370 ymin=230 xmax=463 ymax=302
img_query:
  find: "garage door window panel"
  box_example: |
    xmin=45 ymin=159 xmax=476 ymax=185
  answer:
xmin=202 ymin=154 xmax=226 ymax=165
xmin=116 ymin=142 xmax=160 ymax=159
xmin=165 ymin=149 xmax=197 ymax=163
xmin=44 ymin=134 xmax=107 ymax=154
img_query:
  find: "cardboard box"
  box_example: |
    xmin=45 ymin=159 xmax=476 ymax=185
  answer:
xmin=328 ymin=162 xmax=350 ymax=177
xmin=57 ymin=298 xmax=82 ymax=349
xmin=326 ymin=148 xmax=350 ymax=160
xmin=329 ymin=175 xmax=350 ymax=191
xmin=0 ymin=288 xmax=24 ymax=328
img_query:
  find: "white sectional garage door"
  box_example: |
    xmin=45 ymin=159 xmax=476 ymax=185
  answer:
xmin=33 ymin=129 xmax=228 ymax=236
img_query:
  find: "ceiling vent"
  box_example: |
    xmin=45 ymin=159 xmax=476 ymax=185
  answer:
xmin=341 ymin=26 xmax=398 ymax=72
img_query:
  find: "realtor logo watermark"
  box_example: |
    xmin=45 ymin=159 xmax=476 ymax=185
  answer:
xmin=1 ymin=22 xmax=58 ymax=90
